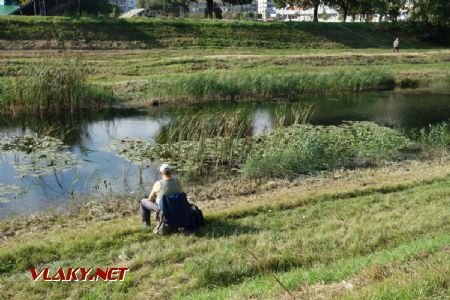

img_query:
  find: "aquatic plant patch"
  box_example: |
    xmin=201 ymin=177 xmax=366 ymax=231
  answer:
xmin=0 ymin=184 xmax=22 ymax=203
xmin=418 ymin=121 xmax=450 ymax=156
xmin=110 ymin=136 xmax=253 ymax=177
xmin=0 ymin=135 xmax=79 ymax=178
xmin=110 ymin=122 xmax=419 ymax=179
xmin=0 ymin=135 xmax=65 ymax=153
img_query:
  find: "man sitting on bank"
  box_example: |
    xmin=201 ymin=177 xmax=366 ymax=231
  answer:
xmin=140 ymin=163 xmax=183 ymax=230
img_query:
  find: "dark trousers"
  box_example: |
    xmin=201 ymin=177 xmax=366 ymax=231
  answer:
xmin=393 ymin=47 xmax=399 ymax=53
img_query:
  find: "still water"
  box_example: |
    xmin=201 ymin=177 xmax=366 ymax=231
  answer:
xmin=0 ymin=91 xmax=449 ymax=217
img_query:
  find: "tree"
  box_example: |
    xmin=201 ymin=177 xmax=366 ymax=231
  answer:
xmin=386 ymin=0 xmax=407 ymax=21
xmin=80 ymin=0 xmax=115 ymax=15
xmin=350 ymin=0 xmax=372 ymax=21
xmin=327 ymin=0 xmax=354 ymax=22
xmin=410 ymin=0 xmax=450 ymax=27
xmin=138 ymin=0 xmax=190 ymax=16
xmin=205 ymin=0 xmax=252 ymax=19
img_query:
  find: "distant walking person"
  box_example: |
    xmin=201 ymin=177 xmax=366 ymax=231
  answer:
xmin=393 ymin=38 xmax=399 ymax=53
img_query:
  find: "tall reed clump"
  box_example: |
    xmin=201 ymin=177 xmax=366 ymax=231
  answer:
xmin=145 ymin=69 xmax=395 ymax=101
xmin=2 ymin=59 xmax=114 ymax=114
xmin=417 ymin=121 xmax=450 ymax=156
xmin=425 ymin=75 xmax=450 ymax=93
xmin=242 ymin=122 xmax=412 ymax=178
xmin=163 ymin=108 xmax=256 ymax=179
xmin=156 ymin=107 xmax=255 ymax=144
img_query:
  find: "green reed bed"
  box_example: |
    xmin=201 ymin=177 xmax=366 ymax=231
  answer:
xmin=0 ymin=59 xmax=114 ymax=114
xmin=417 ymin=121 xmax=450 ymax=155
xmin=155 ymin=107 xmax=255 ymax=144
xmin=111 ymin=120 xmax=450 ymax=180
xmin=144 ymin=69 xmax=396 ymax=101
xmin=422 ymin=75 xmax=450 ymax=93
xmin=112 ymin=104 xmax=312 ymax=179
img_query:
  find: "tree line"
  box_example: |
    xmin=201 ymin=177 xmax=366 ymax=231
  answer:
xmin=135 ymin=0 xmax=448 ymax=26
xmin=272 ymin=0 xmax=449 ymax=24
xmin=20 ymin=0 xmax=447 ymax=27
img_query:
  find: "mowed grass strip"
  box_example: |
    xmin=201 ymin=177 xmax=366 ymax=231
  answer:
xmin=336 ymin=247 xmax=450 ymax=300
xmin=0 ymin=176 xmax=449 ymax=299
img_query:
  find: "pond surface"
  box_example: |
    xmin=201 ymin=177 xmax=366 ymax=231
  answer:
xmin=0 ymin=91 xmax=449 ymax=218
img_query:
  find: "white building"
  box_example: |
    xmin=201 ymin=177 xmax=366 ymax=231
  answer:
xmin=110 ymin=0 xmax=137 ymax=12
xmin=276 ymin=5 xmax=339 ymax=22
xmin=257 ymin=0 xmax=276 ymax=19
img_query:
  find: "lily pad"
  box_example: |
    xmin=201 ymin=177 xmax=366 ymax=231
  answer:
xmin=0 ymin=135 xmax=80 ymax=178
xmin=0 ymin=184 xmax=22 ymax=203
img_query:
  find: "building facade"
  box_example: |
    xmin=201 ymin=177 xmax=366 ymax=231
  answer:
xmin=276 ymin=5 xmax=339 ymax=22
xmin=257 ymin=0 xmax=276 ymax=19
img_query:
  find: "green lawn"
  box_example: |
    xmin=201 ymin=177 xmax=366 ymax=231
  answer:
xmin=0 ymin=170 xmax=449 ymax=299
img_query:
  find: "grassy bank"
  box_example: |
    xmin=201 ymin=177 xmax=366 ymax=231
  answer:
xmin=0 ymin=158 xmax=449 ymax=299
xmin=0 ymin=17 xmax=448 ymax=107
xmin=0 ymin=17 xmax=446 ymax=50
xmin=1 ymin=50 xmax=449 ymax=108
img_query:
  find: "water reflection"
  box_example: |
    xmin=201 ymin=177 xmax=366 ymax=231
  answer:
xmin=0 ymin=109 xmax=149 ymax=150
xmin=0 ymin=91 xmax=449 ymax=217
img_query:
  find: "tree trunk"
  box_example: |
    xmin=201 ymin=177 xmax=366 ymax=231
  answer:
xmin=206 ymin=0 xmax=214 ymax=19
xmin=342 ymin=5 xmax=348 ymax=22
xmin=313 ymin=3 xmax=319 ymax=22
xmin=392 ymin=13 xmax=398 ymax=22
